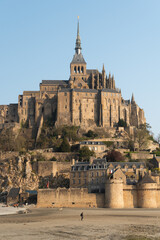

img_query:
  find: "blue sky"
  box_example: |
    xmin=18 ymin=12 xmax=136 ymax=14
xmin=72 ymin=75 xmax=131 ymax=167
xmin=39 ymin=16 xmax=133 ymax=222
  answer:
xmin=0 ymin=0 xmax=160 ymax=137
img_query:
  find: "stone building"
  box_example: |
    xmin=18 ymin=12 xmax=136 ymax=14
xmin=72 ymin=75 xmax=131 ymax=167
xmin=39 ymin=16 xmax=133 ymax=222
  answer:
xmin=70 ymin=158 xmax=146 ymax=193
xmin=0 ymin=19 xmax=145 ymax=133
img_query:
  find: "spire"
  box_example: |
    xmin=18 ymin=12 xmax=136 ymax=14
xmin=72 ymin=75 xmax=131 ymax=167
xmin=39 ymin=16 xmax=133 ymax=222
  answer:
xmin=75 ymin=16 xmax=81 ymax=55
xmin=102 ymin=64 xmax=105 ymax=72
xmin=131 ymin=93 xmax=135 ymax=103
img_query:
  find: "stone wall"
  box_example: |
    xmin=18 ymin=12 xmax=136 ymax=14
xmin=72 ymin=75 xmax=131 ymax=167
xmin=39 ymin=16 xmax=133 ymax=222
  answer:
xmin=37 ymin=188 xmax=105 ymax=208
xmin=130 ymin=152 xmax=153 ymax=160
xmin=38 ymin=161 xmax=71 ymax=177
xmin=123 ymin=185 xmax=137 ymax=208
xmin=37 ymin=183 xmax=160 ymax=209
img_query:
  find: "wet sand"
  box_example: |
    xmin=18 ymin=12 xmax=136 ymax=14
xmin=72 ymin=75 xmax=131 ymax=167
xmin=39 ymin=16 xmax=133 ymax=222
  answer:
xmin=0 ymin=208 xmax=160 ymax=240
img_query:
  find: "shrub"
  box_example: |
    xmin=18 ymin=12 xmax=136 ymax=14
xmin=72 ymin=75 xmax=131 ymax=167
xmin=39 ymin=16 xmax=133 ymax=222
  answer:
xmin=79 ymin=146 xmax=95 ymax=162
xmin=117 ymin=119 xmax=127 ymax=128
xmin=105 ymin=150 xmax=124 ymax=162
xmin=85 ymin=130 xmax=98 ymax=138
xmin=59 ymin=138 xmax=71 ymax=152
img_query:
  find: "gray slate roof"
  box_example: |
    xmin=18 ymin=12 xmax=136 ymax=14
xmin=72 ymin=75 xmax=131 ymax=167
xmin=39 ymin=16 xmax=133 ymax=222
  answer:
xmin=71 ymin=53 xmax=86 ymax=64
xmin=41 ymin=80 xmax=68 ymax=85
xmin=138 ymin=174 xmax=156 ymax=184
xmin=8 ymin=188 xmax=20 ymax=198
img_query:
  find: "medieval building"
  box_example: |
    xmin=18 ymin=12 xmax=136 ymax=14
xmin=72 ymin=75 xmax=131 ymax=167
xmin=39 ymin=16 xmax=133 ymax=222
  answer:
xmin=0 ymin=19 xmax=145 ymax=131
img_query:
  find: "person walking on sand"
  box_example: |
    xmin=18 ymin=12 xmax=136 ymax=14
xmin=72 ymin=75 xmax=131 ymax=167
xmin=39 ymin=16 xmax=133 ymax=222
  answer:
xmin=80 ymin=212 xmax=83 ymax=221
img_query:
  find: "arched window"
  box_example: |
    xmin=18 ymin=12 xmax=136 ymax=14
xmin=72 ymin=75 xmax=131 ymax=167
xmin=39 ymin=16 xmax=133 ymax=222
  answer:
xmin=81 ymin=66 xmax=84 ymax=73
xmin=74 ymin=66 xmax=76 ymax=73
xmin=78 ymin=66 xmax=80 ymax=73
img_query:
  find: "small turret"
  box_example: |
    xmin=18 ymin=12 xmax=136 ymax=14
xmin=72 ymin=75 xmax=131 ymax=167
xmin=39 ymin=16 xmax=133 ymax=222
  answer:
xmin=112 ymin=74 xmax=115 ymax=89
xmin=102 ymin=64 xmax=106 ymax=88
xmin=131 ymin=93 xmax=135 ymax=104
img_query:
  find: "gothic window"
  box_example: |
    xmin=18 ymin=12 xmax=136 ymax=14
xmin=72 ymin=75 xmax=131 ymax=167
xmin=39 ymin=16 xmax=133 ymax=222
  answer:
xmin=78 ymin=66 xmax=80 ymax=73
xmin=79 ymin=172 xmax=81 ymax=177
xmin=73 ymin=179 xmax=75 ymax=184
xmin=113 ymin=99 xmax=115 ymax=103
xmin=65 ymin=105 xmax=67 ymax=109
xmin=79 ymin=179 xmax=81 ymax=184
xmin=81 ymin=66 xmax=84 ymax=73
xmin=74 ymin=66 xmax=76 ymax=73
xmin=108 ymin=99 xmax=110 ymax=103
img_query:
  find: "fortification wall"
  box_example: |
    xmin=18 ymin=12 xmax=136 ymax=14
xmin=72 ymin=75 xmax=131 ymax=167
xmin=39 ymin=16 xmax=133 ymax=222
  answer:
xmin=31 ymin=150 xmax=78 ymax=162
xmin=130 ymin=152 xmax=153 ymax=160
xmin=137 ymin=183 xmax=157 ymax=208
xmin=38 ymin=161 xmax=71 ymax=177
xmin=156 ymin=186 xmax=160 ymax=208
xmin=38 ymin=161 xmax=56 ymax=177
xmin=37 ymin=188 xmax=105 ymax=208
xmin=123 ymin=185 xmax=137 ymax=208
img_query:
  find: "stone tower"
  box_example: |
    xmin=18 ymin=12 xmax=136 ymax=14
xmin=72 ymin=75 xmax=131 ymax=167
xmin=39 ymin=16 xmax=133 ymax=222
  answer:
xmin=105 ymin=179 xmax=124 ymax=208
xmin=69 ymin=17 xmax=88 ymax=89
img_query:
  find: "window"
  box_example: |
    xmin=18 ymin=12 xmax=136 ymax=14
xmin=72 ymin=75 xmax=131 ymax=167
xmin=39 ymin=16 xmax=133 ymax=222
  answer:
xmin=84 ymin=179 xmax=86 ymax=184
xmin=79 ymin=172 xmax=81 ymax=177
xmin=73 ymin=172 xmax=75 ymax=178
xmin=79 ymin=179 xmax=81 ymax=184
xmin=64 ymin=92 xmax=67 ymax=96
xmin=95 ymin=147 xmax=97 ymax=151
xmin=73 ymin=179 xmax=75 ymax=184
xmin=97 ymin=172 xmax=99 ymax=177
xmin=65 ymin=105 xmax=67 ymax=109
xmin=74 ymin=66 xmax=76 ymax=73
xmin=78 ymin=66 xmax=80 ymax=73
xmin=81 ymin=66 xmax=84 ymax=73
xmin=91 ymin=172 xmax=94 ymax=177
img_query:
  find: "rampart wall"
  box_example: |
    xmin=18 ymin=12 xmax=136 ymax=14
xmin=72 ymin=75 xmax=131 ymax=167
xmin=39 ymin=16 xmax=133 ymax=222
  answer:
xmin=37 ymin=188 xmax=105 ymax=208
xmin=37 ymin=183 xmax=160 ymax=209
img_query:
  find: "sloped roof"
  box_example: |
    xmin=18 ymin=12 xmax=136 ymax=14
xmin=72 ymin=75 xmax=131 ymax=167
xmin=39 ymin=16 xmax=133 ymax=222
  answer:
xmin=41 ymin=80 xmax=68 ymax=85
xmin=138 ymin=174 xmax=156 ymax=184
xmin=8 ymin=188 xmax=20 ymax=198
xmin=71 ymin=53 xmax=86 ymax=64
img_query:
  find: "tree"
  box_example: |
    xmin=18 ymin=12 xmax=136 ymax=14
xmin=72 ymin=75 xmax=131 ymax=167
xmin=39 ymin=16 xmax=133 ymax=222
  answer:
xmin=117 ymin=119 xmax=127 ymax=128
xmin=59 ymin=138 xmax=71 ymax=152
xmin=105 ymin=150 xmax=124 ymax=162
xmin=135 ymin=123 xmax=151 ymax=150
xmin=85 ymin=130 xmax=98 ymax=138
xmin=157 ymin=133 xmax=160 ymax=145
xmin=79 ymin=146 xmax=95 ymax=162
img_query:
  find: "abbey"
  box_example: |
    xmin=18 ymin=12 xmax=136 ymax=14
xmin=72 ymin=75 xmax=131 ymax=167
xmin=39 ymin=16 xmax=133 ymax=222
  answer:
xmin=0 ymin=20 xmax=145 ymax=130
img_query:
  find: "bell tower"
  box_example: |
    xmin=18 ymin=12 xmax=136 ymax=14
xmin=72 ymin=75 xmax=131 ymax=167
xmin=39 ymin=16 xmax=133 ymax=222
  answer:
xmin=69 ymin=17 xmax=87 ymax=87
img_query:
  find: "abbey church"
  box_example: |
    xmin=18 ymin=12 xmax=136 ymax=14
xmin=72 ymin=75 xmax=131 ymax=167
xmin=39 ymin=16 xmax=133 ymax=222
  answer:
xmin=0 ymin=20 xmax=145 ymax=131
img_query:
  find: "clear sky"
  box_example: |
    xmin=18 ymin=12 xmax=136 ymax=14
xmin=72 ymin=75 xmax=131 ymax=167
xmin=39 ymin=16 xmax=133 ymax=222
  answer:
xmin=0 ymin=0 xmax=160 ymax=137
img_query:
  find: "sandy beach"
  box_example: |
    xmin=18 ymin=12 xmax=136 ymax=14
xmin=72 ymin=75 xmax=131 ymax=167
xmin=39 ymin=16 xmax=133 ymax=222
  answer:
xmin=0 ymin=208 xmax=160 ymax=240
